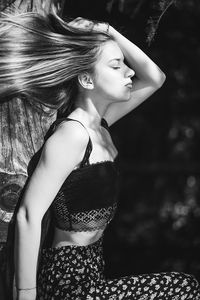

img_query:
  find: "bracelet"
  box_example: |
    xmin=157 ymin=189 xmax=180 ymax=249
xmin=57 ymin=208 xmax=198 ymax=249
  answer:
xmin=17 ymin=287 xmax=36 ymax=291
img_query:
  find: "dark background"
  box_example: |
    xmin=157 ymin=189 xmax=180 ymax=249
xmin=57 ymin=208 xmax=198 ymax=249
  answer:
xmin=63 ymin=0 xmax=200 ymax=281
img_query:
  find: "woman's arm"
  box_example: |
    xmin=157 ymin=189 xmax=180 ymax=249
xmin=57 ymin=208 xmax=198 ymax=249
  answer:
xmin=14 ymin=121 xmax=89 ymax=300
xmin=104 ymin=26 xmax=166 ymax=126
xmin=68 ymin=18 xmax=166 ymax=126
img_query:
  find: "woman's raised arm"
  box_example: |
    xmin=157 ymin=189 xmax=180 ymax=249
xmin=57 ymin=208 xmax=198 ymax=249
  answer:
xmin=104 ymin=26 xmax=166 ymax=126
xmin=67 ymin=18 xmax=166 ymax=126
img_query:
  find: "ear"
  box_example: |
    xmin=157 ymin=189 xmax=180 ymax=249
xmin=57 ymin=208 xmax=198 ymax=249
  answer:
xmin=78 ymin=73 xmax=94 ymax=90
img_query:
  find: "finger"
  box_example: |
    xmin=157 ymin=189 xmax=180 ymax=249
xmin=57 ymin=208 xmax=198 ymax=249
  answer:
xmin=69 ymin=19 xmax=94 ymax=30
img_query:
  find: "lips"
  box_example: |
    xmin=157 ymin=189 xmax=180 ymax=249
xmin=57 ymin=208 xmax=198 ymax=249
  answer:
xmin=126 ymin=83 xmax=133 ymax=89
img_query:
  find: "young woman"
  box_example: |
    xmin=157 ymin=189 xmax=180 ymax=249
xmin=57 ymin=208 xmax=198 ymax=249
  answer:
xmin=1 ymin=11 xmax=199 ymax=300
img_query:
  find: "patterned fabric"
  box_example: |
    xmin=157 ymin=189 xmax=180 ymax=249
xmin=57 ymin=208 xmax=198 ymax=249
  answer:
xmin=52 ymin=185 xmax=118 ymax=232
xmin=69 ymin=202 xmax=118 ymax=230
xmin=37 ymin=237 xmax=200 ymax=300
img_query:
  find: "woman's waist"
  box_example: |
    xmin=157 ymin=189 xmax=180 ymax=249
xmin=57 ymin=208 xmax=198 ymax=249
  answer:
xmin=52 ymin=226 xmax=105 ymax=248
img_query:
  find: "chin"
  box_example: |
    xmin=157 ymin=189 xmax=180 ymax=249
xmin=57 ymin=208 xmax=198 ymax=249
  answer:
xmin=112 ymin=97 xmax=130 ymax=104
xmin=108 ymin=92 xmax=131 ymax=103
xmin=120 ymin=93 xmax=132 ymax=102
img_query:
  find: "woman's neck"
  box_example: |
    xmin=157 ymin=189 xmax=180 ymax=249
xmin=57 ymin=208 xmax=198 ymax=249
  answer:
xmin=73 ymin=95 xmax=108 ymax=130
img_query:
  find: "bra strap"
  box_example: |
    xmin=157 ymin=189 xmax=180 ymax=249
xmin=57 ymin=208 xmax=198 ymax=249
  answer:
xmin=51 ymin=117 xmax=93 ymax=167
xmin=101 ymin=118 xmax=110 ymax=132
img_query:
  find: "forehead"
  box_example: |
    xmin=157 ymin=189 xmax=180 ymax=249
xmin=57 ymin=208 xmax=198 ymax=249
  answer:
xmin=98 ymin=40 xmax=124 ymax=63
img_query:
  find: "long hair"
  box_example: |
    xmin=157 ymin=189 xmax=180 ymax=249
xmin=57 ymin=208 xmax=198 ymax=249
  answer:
xmin=1 ymin=12 xmax=113 ymax=298
xmin=0 ymin=12 xmax=112 ymax=115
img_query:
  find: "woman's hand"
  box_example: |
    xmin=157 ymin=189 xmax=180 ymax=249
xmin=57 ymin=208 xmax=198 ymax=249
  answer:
xmin=68 ymin=17 xmax=109 ymax=33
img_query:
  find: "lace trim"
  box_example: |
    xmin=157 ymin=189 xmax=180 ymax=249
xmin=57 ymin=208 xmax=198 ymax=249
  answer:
xmin=53 ymin=201 xmax=118 ymax=232
xmin=70 ymin=202 xmax=117 ymax=231
xmin=72 ymin=159 xmax=116 ymax=172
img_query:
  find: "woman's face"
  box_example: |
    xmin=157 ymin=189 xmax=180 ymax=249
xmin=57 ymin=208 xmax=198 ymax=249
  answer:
xmin=92 ymin=40 xmax=135 ymax=103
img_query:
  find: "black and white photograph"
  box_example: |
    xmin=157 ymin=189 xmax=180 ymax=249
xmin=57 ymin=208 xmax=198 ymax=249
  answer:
xmin=0 ymin=0 xmax=200 ymax=299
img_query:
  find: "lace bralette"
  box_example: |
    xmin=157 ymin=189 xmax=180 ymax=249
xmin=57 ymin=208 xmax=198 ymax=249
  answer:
xmin=50 ymin=117 xmax=120 ymax=232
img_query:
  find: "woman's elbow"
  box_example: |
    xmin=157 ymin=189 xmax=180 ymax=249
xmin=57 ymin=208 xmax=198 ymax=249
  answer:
xmin=16 ymin=207 xmax=41 ymax=228
xmin=16 ymin=207 xmax=27 ymax=224
xmin=155 ymin=71 xmax=166 ymax=89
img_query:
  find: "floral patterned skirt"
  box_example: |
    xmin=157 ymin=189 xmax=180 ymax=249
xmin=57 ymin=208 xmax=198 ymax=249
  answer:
xmin=37 ymin=237 xmax=200 ymax=300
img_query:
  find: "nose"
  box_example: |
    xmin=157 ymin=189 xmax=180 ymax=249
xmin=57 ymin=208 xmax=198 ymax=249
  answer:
xmin=126 ymin=66 xmax=135 ymax=78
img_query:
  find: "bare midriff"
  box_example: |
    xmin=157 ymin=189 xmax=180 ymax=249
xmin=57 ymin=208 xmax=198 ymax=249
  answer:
xmin=51 ymin=226 xmax=105 ymax=248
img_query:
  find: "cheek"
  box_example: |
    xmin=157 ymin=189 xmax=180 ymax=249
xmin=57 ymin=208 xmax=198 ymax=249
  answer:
xmin=95 ymin=80 xmax=131 ymax=101
xmin=93 ymin=68 xmax=130 ymax=100
xmin=94 ymin=71 xmax=121 ymax=92
xmin=95 ymin=79 xmax=119 ymax=97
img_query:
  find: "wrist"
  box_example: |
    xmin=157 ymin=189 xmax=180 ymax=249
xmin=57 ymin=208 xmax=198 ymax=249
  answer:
xmin=17 ymin=288 xmax=36 ymax=300
xmin=16 ymin=287 xmax=36 ymax=296
xmin=108 ymin=25 xmax=118 ymax=37
xmin=17 ymin=287 xmax=36 ymax=291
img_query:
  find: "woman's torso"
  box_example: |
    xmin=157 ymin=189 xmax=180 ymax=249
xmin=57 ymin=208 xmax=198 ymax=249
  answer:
xmin=49 ymin=115 xmax=119 ymax=248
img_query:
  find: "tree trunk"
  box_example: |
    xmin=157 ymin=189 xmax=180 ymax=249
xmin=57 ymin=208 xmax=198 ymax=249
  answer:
xmin=0 ymin=1 xmax=64 ymax=298
xmin=0 ymin=0 xmax=65 ymax=14
xmin=0 ymin=98 xmax=56 ymax=244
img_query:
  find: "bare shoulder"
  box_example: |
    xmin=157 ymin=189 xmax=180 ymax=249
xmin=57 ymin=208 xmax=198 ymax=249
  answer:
xmin=53 ymin=119 xmax=89 ymax=145
xmin=41 ymin=119 xmax=89 ymax=170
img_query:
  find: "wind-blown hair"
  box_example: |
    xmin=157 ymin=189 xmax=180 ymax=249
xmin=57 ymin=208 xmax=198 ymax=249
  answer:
xmin=0 ymin=12 xmax=112 ymax=114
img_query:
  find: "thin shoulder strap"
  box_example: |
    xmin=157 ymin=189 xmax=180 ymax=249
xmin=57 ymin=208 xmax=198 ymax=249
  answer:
xmin=50 ymin=117 xmax=93 ymax=167
xmin=101 ymin=118 xmax=110 ymax=132
xmin=66 ymin=118 xmax=93 ymax=167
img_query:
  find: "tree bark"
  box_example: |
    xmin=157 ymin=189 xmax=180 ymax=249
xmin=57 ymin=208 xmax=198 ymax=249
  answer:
xmin=0 ymin=0 xmax=65 ymax=14
xmin=0 ymin=1 xmax=64 ymax=298
xmin=0 ymin=98 xmax=56 ymax=244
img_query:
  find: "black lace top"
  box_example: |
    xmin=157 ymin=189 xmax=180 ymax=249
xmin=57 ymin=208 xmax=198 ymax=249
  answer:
xmin=49 ymin=117 xmax=120 ymax=232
